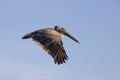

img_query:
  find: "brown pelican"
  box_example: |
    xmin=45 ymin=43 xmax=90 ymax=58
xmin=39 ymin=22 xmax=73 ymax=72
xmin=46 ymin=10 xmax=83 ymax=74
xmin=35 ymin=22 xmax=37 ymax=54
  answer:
xmin=22 ymin=26 xmax=79 ymax=65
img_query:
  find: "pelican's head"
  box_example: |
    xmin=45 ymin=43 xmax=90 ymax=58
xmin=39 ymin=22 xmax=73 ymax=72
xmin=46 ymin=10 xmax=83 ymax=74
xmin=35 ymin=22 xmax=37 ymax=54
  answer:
xmin=54 ymin=26 xmax=79 ymax=43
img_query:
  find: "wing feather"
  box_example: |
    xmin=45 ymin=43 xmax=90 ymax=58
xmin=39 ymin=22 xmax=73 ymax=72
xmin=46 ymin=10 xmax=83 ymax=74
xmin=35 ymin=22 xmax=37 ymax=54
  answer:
xmin=32 ymin=32 xmax=68 ymax=65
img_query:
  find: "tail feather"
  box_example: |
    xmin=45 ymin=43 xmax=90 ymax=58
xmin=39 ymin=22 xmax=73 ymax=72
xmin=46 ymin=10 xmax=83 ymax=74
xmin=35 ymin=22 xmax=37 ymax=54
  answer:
xmin=22 ymin=33 xmax=32 ymax=39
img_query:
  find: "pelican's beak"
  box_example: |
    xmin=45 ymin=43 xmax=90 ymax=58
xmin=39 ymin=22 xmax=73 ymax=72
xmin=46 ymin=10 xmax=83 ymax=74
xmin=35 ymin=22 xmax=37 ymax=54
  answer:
xmin=62 ymin=29 xmax=80 ymax=43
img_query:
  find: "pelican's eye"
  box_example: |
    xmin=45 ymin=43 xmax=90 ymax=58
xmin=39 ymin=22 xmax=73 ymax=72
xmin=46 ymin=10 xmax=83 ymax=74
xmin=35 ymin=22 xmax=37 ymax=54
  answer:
xmin=54 ymin=26 xmax=58 ymax=30
xmin=54 ymin=26 xmax=61 ymax=30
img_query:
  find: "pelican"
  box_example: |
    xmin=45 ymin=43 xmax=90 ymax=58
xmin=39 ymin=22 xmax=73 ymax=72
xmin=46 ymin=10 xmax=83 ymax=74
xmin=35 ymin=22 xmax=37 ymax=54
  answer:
xmin=22 ymin=26 xmax=79 ymax=65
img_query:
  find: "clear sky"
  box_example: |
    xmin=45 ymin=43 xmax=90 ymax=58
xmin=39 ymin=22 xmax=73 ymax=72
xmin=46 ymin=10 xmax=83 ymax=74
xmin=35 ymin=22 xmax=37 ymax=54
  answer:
xmin=0 ymin=0 xmax=120 ymax=80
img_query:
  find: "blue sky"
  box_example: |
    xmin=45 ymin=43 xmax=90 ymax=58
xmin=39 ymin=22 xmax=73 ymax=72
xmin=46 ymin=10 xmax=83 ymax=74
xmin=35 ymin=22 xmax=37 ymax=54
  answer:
xmin=0 ymin=0 xmax=120 ymax=80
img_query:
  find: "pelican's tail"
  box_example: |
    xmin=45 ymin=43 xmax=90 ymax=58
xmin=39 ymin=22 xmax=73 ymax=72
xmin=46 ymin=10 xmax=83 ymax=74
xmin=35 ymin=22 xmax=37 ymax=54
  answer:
xmin=22 ymin=33 xmax=32 ymax=39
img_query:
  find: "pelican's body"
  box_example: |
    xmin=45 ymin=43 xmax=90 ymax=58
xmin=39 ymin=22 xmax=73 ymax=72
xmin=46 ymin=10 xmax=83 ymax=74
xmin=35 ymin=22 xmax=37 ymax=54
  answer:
xmin=22 ymin=26 xmax=79 ymax=65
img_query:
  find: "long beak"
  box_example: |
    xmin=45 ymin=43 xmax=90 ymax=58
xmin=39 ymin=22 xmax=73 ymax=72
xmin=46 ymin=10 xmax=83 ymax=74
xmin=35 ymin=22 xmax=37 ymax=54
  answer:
xmin=63 ymin=29 xmax=80 ymax=43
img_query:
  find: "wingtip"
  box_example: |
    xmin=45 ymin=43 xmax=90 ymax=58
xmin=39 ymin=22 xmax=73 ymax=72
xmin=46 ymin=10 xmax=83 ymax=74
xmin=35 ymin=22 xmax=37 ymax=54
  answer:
xmin=22 ymin=33 xmax=32 ymax=39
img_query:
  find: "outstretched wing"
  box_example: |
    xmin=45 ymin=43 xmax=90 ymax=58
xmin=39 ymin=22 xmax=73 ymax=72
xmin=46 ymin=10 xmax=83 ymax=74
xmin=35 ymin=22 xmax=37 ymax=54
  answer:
xmin=32 ymin=30 xmax=68 ymax=65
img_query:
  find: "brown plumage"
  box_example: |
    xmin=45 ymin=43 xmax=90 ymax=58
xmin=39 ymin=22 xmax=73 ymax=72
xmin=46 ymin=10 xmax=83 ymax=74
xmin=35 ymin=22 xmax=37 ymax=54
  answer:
xmin=22 ymin=26 xmax=79 ymax=65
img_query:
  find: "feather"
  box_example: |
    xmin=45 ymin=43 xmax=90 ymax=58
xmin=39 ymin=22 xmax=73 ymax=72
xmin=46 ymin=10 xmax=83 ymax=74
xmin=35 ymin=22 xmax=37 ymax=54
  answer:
xmin=32 ymin=30 xmax=68 ymax=65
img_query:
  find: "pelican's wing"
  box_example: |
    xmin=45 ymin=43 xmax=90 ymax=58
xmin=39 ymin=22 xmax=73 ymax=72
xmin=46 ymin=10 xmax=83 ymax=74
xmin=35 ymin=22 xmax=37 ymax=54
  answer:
xmin=32 ymin=32 xmax=68 ymax=65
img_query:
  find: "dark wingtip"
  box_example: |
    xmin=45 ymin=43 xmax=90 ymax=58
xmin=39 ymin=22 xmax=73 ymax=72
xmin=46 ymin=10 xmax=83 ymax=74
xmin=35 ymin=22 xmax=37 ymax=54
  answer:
xmin=22 ymin=33 xmax=32 ymax=39
xmin=54 ymin=56 xmax=68 ymax=65
xmin=22 ymin=36 xmax=28 ymax=39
